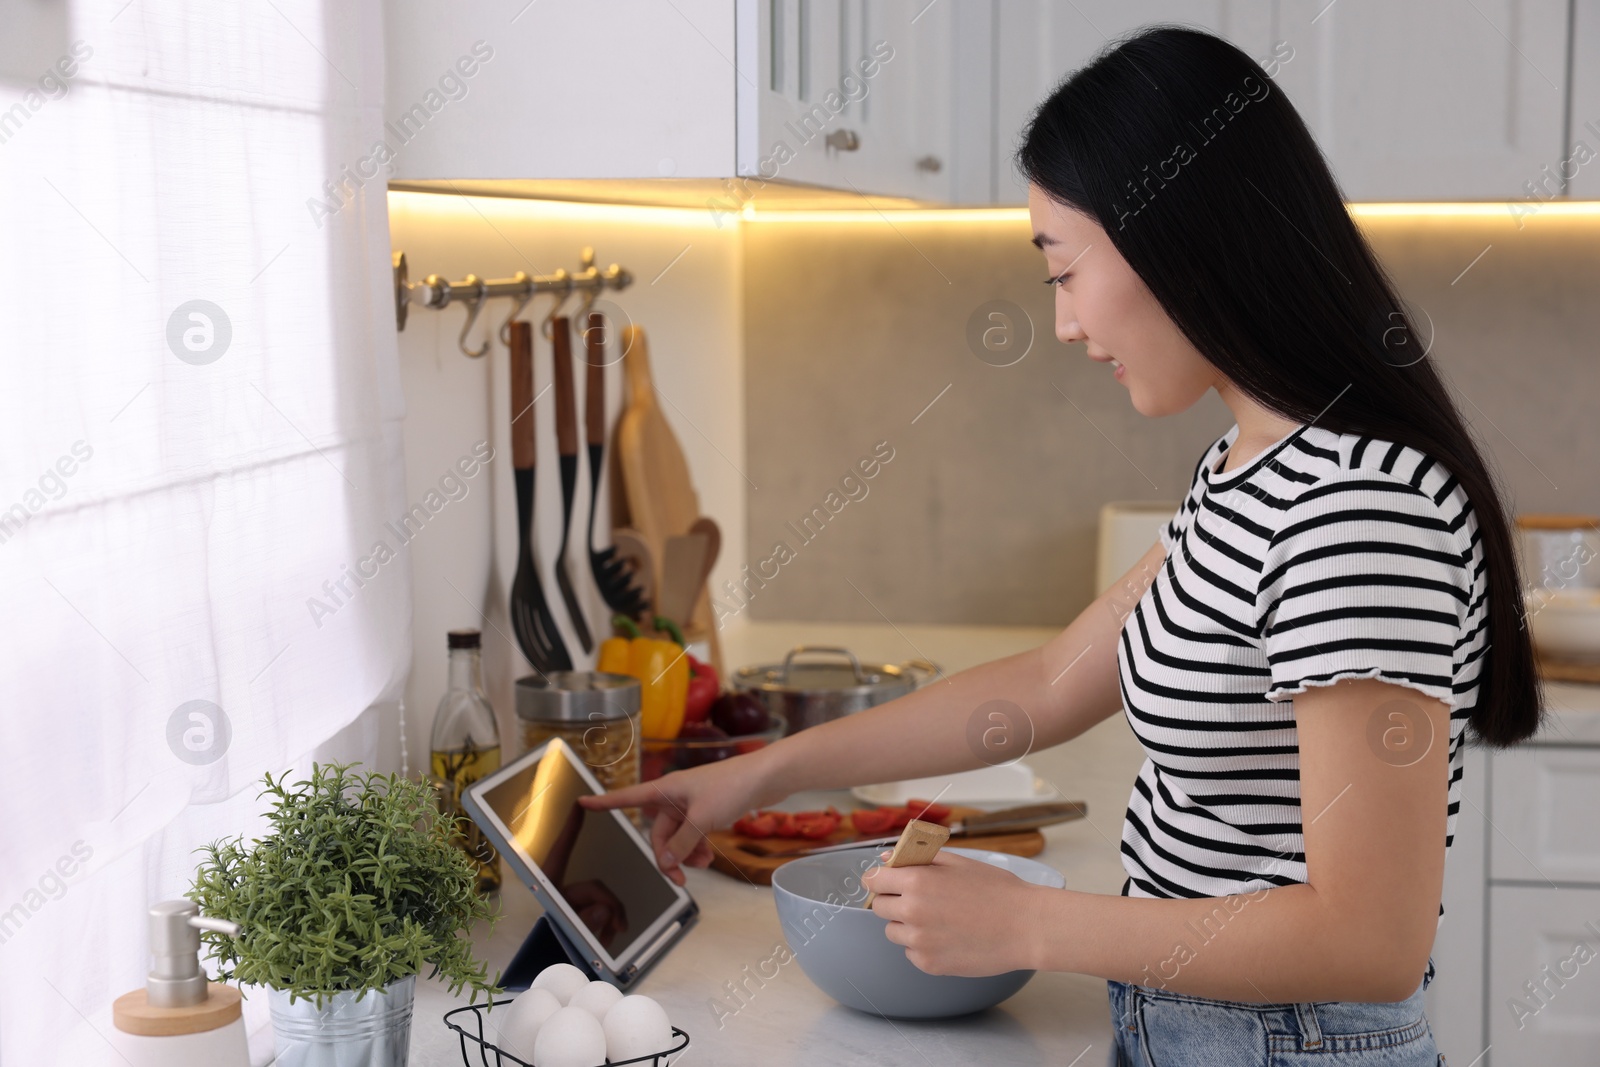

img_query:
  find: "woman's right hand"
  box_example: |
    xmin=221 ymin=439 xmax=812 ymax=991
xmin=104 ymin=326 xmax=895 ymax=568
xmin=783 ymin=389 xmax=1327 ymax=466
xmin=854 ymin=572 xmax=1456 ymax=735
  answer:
xmin=578 ymin=751 xmax=782 ymax=887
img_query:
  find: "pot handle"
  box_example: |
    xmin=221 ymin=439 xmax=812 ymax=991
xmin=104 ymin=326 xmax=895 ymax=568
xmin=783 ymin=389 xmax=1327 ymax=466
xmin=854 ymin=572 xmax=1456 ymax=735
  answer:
xmin=780 ymin=645 xmax=866 ymax=684
xmin=900 ymin=658 xmax=944 ymax=687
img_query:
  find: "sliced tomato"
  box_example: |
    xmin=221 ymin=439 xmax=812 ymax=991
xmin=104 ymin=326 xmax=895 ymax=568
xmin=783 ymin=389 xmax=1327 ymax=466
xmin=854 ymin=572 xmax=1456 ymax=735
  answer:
xmin=905 ymin=798 xmax=952 ymax=824
xmin=733 ymin=811 xmax=779 ymax=838
xmin=793 ymin=811 xmax=841 ymax=839
xmin=850 ymin=808 xmax=898 ymax=835
xmin=770 ymin=811 xmax=802 ymax=837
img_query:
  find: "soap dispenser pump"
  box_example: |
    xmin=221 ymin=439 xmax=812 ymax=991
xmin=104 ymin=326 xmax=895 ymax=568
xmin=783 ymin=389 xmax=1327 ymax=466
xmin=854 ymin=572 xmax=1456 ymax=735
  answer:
xmin=110 ymin=899 xmax=250 ymax=1067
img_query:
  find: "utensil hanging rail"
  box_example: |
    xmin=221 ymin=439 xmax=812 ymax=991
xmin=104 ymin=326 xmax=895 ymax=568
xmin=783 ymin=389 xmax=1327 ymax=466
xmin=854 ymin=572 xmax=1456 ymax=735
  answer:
xmin=392 ymin=247 xmax=633 ymax=357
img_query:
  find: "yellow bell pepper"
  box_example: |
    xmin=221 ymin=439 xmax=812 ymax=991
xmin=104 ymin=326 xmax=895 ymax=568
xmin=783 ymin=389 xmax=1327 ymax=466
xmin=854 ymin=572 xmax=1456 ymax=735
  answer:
xmin=597 ymin=636 xmax=631 ymax=676
xmin=609 ymin=616 xmax=690 ymax=740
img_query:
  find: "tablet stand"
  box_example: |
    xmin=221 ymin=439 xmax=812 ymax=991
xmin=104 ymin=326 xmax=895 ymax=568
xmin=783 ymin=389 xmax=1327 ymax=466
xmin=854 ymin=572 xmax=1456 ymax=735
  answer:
xmin=500 ymin=913 xmax=600 ymax=991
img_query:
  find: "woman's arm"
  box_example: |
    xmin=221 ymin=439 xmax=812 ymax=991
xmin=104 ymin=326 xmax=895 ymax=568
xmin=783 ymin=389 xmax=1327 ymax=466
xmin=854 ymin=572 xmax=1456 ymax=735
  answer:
xmin=864 ymin=676 xmax=1451 ymax=1003
xmin=583 ymin=540 xmax=1167 ymax=885
xmin=757 ymin=539 xmax=1169 ymax=798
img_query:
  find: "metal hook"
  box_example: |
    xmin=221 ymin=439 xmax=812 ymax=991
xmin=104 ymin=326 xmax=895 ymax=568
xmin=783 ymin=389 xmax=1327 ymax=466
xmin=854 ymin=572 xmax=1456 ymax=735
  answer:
xmin=576 ymin=284 xmax=599 ymax=323
xmin=457 ymin=275 xmax=490 ymax=358
xmin=496 ymin=272 xmax=533 ymax=347
xmin=541 ymin=270 xmax=573 ymax=340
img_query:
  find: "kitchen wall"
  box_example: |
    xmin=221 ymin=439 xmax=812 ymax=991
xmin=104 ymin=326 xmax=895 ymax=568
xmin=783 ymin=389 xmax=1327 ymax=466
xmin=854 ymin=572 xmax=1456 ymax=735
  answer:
xmin=383 ymin=193 xmax=1599 ymax=761
xmin=741 ymin=205 xmax=1600 ymax=626
xmin=385 ymin=192 xmax=746 ymax=770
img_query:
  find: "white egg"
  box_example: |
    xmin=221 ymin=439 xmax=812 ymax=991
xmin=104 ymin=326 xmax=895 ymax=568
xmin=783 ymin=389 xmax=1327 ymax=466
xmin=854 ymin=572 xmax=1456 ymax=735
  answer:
xmin=531 ymin=1006 xmax=607 ymax=1067
xmin=602 ymin=995 xmax=673 ymax=1063
xmin=491 ymin=987 xmax=562 ymax=1063
xmin=567 ymin=980 xmax=624 ymax=1020
xmin=530 ymin=962 xmax=591 ymax=1005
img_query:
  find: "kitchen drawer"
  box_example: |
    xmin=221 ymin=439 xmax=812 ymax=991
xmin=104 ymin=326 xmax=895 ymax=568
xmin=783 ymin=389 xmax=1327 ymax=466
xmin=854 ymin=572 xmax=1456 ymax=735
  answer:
xmin=1487 ymin=884 xmax=1600 ymax=1067
xmin=1490 ymin=745 xmax=1600 ymax=885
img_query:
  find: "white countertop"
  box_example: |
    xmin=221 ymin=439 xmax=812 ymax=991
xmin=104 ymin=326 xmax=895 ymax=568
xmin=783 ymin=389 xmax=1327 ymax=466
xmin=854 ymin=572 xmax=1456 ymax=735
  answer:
xmin=408 ymin=621 xmax=1138 ymax=1066
xmin=405 ymin=621 xmax=1600 ymax=1066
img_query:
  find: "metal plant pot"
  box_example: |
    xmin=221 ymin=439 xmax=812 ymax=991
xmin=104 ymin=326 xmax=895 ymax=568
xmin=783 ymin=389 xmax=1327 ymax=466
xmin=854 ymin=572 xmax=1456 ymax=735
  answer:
xmin=268 ymin=975 xmax=415 ymax=1067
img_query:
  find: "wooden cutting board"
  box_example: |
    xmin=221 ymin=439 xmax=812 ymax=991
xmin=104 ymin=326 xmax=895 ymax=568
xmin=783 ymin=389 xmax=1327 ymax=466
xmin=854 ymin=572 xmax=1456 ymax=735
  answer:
xmin=706 ymin=806 xmax=1047 ymax=886
xmin=614 ymin=324 xmax=723 ymax=674
xmin=1538 ymin=655 xmax=1600 ymax=684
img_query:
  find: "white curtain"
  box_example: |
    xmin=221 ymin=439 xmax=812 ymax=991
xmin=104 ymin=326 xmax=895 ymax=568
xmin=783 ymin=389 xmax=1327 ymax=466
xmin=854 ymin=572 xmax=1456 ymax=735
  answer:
xmin=0 ymin=2 xmax=408 ymax=1061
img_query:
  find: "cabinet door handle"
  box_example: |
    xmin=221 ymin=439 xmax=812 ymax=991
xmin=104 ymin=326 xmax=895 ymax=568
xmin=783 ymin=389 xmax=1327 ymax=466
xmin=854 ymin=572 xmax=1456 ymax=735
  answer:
xmin=825 ymin=128 xmax=861 ymax=151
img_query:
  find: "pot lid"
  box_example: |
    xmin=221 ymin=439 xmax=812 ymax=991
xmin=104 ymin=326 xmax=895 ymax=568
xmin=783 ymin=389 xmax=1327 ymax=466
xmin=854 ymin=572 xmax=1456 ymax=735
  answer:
xmin=734 ymin=645 xmax=914 ymax=694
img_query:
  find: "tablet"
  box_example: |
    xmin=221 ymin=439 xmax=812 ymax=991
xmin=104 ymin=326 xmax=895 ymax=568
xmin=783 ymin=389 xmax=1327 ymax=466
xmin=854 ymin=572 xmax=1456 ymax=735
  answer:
xmin=462 ymin=737 xmax=698 ymax=989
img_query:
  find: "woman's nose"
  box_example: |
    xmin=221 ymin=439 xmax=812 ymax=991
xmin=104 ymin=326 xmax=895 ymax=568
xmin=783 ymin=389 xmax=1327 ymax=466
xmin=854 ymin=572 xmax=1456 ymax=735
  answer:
xmin=1058 ymin=317 xmax=1085 ymax=345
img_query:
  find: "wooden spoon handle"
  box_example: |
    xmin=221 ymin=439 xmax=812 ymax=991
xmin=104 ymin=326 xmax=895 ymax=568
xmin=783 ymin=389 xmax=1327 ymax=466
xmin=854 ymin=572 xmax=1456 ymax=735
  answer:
xmin=620 ymin=324 xmax=654 ymax=409
xmin=585 ymin=312 xmax=606 ymax=448
xmin=510 ymin=321 xmax=535 ymax=470
xmin=862 ymin=819 xmax=950 ymax=908
xmin=552 ymin=316 xmax=577 ymax=458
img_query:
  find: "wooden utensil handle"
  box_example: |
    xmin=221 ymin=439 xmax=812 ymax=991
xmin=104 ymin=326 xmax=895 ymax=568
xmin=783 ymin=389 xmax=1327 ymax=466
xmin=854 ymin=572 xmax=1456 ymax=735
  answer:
xmin=620 ymin=324 xmax=654 ymax=410
xmin=510 ymin=320 xmax=535 ymax=469
xmin=863 ymin=818 xmax=950 ymax=907
xmin=552 ymin=315 xmax=578 ymax=457
xmin=585 ymin=311 xmax=606 ymax=448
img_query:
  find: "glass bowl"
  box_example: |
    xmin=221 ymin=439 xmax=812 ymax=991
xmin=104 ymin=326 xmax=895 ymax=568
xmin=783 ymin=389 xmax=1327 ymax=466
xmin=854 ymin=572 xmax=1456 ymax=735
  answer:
xmin=640 ymin=710 xmax=786 ymax=782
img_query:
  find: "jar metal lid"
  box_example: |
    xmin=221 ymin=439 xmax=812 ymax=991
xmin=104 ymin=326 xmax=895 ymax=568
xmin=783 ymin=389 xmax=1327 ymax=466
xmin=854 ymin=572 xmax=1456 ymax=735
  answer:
xmin=515 ymin=671 xmax=641 ymax=722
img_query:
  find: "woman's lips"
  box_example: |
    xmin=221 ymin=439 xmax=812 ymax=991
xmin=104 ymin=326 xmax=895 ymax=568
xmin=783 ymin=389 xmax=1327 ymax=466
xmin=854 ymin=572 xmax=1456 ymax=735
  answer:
xmin=1086 ymin=348 xmax=1126 ymax=382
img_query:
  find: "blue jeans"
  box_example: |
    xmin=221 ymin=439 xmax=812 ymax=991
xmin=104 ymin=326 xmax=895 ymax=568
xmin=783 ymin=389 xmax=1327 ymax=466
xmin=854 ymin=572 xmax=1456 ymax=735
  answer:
xmin=1106 ymin=961 xmax=1443 ymax=1066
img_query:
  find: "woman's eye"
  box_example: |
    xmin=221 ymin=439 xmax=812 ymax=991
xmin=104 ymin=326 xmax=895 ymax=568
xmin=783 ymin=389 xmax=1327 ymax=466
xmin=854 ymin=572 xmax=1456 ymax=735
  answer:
xmin=1044 ymin=272 xmax=1070 ymax=287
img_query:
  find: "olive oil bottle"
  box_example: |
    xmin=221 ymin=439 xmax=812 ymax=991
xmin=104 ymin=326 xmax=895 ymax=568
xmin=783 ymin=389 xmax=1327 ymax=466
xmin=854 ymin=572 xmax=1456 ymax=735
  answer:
xmin=430 ymin=629 xmax=502 ymax=894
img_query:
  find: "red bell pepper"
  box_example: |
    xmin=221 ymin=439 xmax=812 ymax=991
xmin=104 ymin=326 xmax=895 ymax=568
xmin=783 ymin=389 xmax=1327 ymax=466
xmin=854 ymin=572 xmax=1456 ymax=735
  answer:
xmin=684 ymin=654 xmax=719 ymax=724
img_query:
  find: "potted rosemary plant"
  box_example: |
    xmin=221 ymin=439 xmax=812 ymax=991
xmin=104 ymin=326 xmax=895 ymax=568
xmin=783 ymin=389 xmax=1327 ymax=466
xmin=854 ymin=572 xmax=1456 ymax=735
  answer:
xmin=191 ymin=763 xmax=499 ymax=1067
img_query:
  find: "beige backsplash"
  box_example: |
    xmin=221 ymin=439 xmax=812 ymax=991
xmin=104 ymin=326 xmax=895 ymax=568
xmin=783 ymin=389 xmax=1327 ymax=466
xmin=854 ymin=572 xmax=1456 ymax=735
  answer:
xmin=740 ymin=208 xmax=1600 ymax=628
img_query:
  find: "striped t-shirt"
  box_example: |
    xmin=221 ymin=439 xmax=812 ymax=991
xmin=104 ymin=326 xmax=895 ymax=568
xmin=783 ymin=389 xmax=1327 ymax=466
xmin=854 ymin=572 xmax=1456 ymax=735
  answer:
xmin=1116 ymin=423 xmax=1483 ymax=922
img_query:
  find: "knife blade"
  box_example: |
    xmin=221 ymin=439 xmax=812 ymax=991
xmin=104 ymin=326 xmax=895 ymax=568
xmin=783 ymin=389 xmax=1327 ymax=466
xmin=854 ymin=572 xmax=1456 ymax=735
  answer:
xmin=743 ymin=800 xmax=1088 ymax=859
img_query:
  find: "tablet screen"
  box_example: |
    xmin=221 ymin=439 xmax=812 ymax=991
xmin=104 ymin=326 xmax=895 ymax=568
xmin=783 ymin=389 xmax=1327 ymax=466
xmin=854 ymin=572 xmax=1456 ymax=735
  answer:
xmin=479 ymin=743 xmax=682 ymax=962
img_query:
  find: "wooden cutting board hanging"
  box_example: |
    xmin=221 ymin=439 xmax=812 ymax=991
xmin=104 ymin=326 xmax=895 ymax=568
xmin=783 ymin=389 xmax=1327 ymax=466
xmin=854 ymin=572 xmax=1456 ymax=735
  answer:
xmin=615 ymin=324 xmax=723 ymax=674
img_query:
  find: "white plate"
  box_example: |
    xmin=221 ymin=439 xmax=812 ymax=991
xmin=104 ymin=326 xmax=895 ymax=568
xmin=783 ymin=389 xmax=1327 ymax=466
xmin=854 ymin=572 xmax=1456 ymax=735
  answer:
xmin=850 ymin=762 xmax=1058 ymax=808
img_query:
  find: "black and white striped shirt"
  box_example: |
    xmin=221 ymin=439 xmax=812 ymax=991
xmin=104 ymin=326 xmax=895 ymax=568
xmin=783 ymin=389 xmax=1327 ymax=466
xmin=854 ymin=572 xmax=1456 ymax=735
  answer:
xmin=1117 ymin=424 xmax=1483 ymax=926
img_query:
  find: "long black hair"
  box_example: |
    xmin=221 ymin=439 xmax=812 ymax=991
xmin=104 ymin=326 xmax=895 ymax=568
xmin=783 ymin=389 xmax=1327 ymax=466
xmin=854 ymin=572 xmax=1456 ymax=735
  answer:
xmin=1017 ymin=25 xmax=1540 ymax=746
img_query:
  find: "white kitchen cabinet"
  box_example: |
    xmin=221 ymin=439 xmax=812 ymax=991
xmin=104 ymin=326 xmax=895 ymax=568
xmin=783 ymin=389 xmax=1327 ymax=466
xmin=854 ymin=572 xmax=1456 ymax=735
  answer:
xmin=1487 ymin=884 xmax=1600 ymax=1066
xmin=383 ymin=1 xmax=1577 ymax=204
xmin=1490 ymin=744 xmax=1600 ymax=884
xmin=382 ymin=0 xmax=739 ymax=181
xmin=1426 ymin=745 xmax=1489 ymax=1067
xmin=990 ymin=0 xmax=1571 ymax=204
xmin=1569 ymin=0 xmax=1600 ymax=199
xmin=991 ymin=2 xmax=1279 ymax=204
xmin=733 ymin=0 xmax=970 ymax=201
xmin=1271 ymin=0 xmax=1570 ymax=201
xmin=383 ymin=0 xmax=979 ymax=201
xmin=1427 ymin=686 xmax=1600 ymax=1067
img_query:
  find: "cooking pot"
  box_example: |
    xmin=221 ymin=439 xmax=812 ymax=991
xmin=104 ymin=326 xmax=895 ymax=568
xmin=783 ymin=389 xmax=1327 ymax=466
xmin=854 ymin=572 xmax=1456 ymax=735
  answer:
xmin=730 ymin=645 xmax=940 ymax=735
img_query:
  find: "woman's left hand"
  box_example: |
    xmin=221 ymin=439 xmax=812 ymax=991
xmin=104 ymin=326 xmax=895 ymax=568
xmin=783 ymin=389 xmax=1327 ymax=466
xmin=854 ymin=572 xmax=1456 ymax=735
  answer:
xmin=861 ymin=850 xmax=1042 ymax=977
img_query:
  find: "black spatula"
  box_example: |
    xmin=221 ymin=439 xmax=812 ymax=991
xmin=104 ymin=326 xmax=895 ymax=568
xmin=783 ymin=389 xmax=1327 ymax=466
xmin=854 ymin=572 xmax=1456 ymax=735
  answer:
xmin=582 ymin=310 xmax=650 ymax=620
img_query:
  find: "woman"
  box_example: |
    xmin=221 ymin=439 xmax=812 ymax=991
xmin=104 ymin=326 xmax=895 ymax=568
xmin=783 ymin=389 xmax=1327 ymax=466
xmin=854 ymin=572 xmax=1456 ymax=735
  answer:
xmin=585 ymin=25 xmax=1541 ymax=1065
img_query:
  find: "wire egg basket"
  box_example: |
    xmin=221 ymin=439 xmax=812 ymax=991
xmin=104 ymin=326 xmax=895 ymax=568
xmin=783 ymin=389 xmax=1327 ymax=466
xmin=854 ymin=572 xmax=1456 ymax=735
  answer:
xmin=444 ymin=1000 xmax=690 ymax=1067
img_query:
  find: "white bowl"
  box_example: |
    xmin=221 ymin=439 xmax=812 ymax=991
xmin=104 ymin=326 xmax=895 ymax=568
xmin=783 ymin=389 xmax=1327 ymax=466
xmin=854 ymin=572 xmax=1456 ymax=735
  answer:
xmin=1528 ymin=589 xmax=1600 ymax=663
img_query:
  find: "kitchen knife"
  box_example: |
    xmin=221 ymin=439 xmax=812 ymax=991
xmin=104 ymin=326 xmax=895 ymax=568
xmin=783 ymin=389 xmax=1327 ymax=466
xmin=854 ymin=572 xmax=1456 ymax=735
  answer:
xmin=743 ymin=800 xmax=1087 ymax=859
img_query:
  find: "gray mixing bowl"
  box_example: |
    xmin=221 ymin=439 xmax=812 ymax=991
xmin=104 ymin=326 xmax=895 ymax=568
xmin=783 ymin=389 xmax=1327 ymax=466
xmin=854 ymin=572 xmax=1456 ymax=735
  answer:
xmin=771 ymin=845 xmax=1066 ymax=1019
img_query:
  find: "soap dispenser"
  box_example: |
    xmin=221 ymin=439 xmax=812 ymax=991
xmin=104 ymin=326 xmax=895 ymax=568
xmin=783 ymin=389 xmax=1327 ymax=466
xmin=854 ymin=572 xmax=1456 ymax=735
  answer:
xmin=110 ymin=899 xmax=250 ymax=1067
